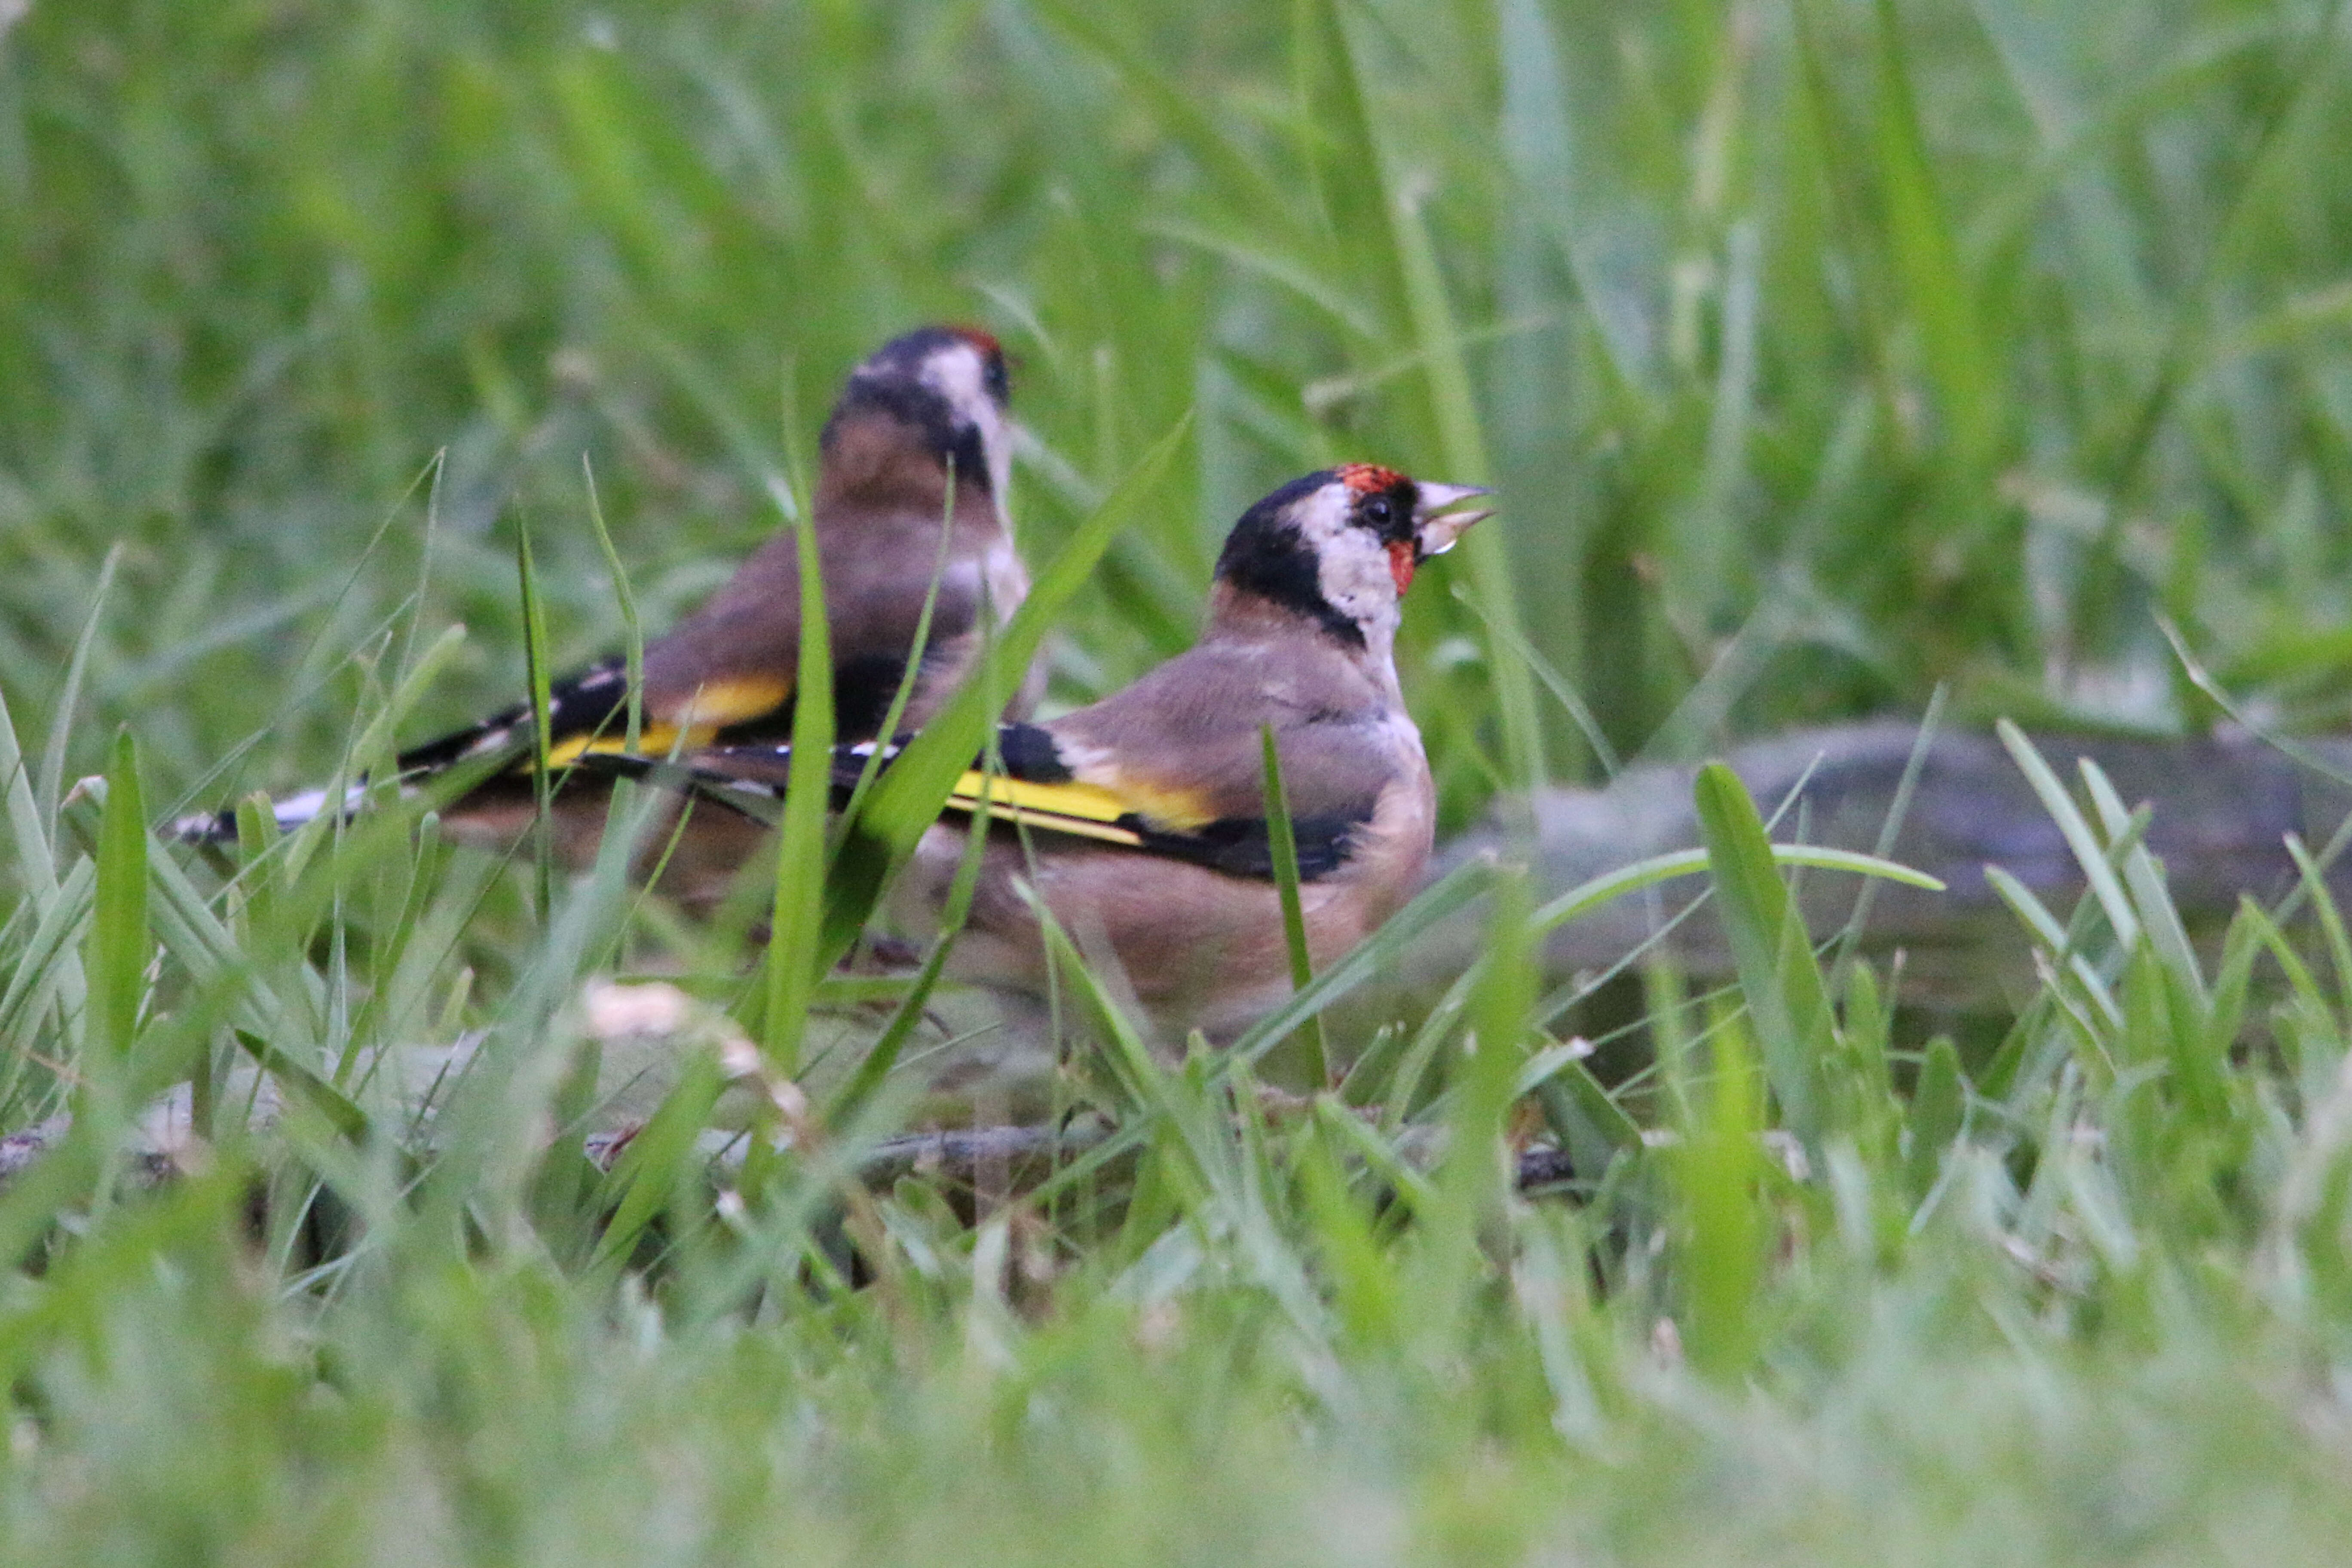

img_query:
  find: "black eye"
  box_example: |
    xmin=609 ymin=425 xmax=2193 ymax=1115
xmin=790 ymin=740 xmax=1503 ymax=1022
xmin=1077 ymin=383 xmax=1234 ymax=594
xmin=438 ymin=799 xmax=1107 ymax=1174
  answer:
xmin=1363 ymin=496 xmax=1393 ymax=529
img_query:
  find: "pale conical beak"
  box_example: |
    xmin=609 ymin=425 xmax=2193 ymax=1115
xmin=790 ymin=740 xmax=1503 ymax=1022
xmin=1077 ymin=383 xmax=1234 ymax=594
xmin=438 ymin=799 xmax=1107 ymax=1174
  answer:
xmin=1413 ymin=482 xmax=1494 ymax=557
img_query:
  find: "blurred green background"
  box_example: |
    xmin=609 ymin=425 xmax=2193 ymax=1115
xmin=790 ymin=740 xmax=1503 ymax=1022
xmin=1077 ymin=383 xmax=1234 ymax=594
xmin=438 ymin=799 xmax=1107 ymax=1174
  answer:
xmin=9 ymin=4 xmax=2352 ymax=1563
xmin=15 ymin=0 xmax=2352 ymax=830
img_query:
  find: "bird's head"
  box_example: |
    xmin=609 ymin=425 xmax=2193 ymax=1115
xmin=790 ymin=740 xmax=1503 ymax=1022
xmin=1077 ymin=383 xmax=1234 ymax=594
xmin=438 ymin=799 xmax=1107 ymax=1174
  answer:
xmin=822 ymin=324 xmax=1015 ymax=504
xmin=1211 ymin=465 xmax=1493 ymax=652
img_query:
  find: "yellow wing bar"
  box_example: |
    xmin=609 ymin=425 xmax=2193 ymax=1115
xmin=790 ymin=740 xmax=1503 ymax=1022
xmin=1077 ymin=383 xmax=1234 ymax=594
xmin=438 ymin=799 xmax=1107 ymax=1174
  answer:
xmin=542 ymin=675 xmax=793 ymax=769
xmin=547 ymin=722 xmax=683 ymax=768
xmin=945 ymin=771 xmax=1147 ymax=847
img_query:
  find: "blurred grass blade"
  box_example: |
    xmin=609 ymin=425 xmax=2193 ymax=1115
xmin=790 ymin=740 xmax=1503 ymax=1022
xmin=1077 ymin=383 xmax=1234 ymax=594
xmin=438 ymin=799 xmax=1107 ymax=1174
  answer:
xmin=819 ymin=415 xmax=1191 ymax=965
xmin=342 ymin=623 xmax=472 ymax=791
xmin=1982 ymin=863 xmax=2121 ymax=1024
xmin=1828 ymin=686 xmax=1945 ymax=995
xmin=2287 ymin=834 xmax=2352 ymax=1027
xmin=1025 ymin=892 xmax=1167 ymax=1124
xmin=82 ymin=732 xmax=148 ymax=1066
xmin=0 ymin=680 xmax=85 ymax=1028
xmin=265 ymin=622 xmax=472 ymax=889
xmin=230 ymin=1030 xmax=371 ymax=1145
xmin=821 ymin=790 xmax=996 ymax=1129
xmin=593 ymin=1046 xmax=726 ymax=1271
xmin=1452 ymin=585 xmax=1622 ymax=777
xmin=1905 ymin=1035 xmax=1966 ymax=1204
xmin=518 ymin=518 xmax=557 ymax=921
xmin=1676 ymin=1006 xmax=1768 ymax=1381
xmin=1872 ymin=0 xmax=2000 ymax=476
xmin=2076 ymin=756 xmax=2206 ymax=1006
xmin=1259 ymin=722 xmax=1331 ymax=1085
xmin=1525 ymin=1049 xmax=1639 ymax=1179
xmin=1144 ymin=219 xmax=1382 ymax=339
xmin=38 ymin=544 xmax=121 ymax=833
xmin=1028 ymin=856 xmax=1507 ymax=1210
xmin=0 ymin=860 xmax=96 ymax=1064
xmin=1310 ymin=1094 xmax=1439 ymax=1219
xmin=1694 ymin=761 xmax=1833 ymax=1146
xmin=1026 ymin=0 xmax=1292 ymax=222
xmin=1410 ymin=868 xmax=1536 ymax=1357
xmin=1229 ymin=854 xmax=1500 ymax=1068
xmin=581 ymin=456 xmax=645 ymax=750
xmin=839 ymin=486 xmax=961 ymax=825
xmin=1533 ymin=843 xmax=1943 ymax=936
xmin=1997 ymin=720 xmax=2141 ymax=952
xmin=1387 ymin=182 xmax=1545 ymax=794
xmin=0 ymin=682 xmax=58 ymax=894
xmin=764 ymin=472 xmax=834 ymax=1076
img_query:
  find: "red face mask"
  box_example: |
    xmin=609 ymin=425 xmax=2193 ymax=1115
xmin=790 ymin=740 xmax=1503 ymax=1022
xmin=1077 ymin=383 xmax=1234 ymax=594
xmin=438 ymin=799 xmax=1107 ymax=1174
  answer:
xmin=1386 ymin=539 xmax=1417 ymax=597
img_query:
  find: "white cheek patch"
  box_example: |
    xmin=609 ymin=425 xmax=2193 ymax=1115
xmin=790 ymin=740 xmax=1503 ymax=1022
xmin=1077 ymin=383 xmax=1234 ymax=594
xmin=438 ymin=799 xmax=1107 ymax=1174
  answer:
xmin=1292 ymin=485 xmax=1400 ymax=645
xmin=922 ymin=345 xmax=1013 ymax=501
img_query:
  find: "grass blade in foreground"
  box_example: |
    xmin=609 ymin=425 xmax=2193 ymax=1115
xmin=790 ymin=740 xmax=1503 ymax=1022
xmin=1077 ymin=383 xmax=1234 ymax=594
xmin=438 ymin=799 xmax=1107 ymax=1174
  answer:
xmin=518 ymin=520 xmax=557 ymax=922
xmin=72 ymin=737 xmax=149 ymax=1210
xmin=1259 ymin=722 xmax=1331 ymax=1085
xmin=581 ymin=456 xmax=646 ymax=750
xmin=81 ymin=733 xmax=147 ymax=1070
xmin=817 ymin=415 xmax=1192 ymax=965
xmin=763 ymin=475 xmax=834 ymax=1077
xmin=37 ymin=545 xmax=121 ymax=834
xmin=1531 ymin=843 xmax=1944 ymax=936
xmin=1673 ymin=1004 xmax=1768 ymax=1381
xmin=1408 ymin=867 xmax=1535 ymax=1359
xmin=1694 ymin=760 xmax=1839 ymax=1147
xmin=1025 ymin=856 xmax=1504 ymax=1207
xmin=0 ymin=682 xmax=84 ymax=1029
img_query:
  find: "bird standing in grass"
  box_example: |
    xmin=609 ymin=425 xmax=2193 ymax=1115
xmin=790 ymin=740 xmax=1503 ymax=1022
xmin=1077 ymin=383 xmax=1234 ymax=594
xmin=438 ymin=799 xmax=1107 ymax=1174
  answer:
xmin=596 ymin=465 xmax=1491 ymax=1054
xmin=176 ymin=324 xmax=1031 ymax=894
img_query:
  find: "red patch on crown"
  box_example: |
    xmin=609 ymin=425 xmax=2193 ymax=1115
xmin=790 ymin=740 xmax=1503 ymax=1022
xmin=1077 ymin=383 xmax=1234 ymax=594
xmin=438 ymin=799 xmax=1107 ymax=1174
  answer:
xmin=1336 ymin=462 xmax=1406 ymax=495
xmin=947 ymin=324 xmax=1004 ymax=359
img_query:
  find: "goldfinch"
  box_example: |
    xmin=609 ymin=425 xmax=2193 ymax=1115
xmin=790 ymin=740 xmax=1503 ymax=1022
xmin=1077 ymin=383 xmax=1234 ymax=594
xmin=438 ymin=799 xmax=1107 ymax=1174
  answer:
xmin=595 ymin=465 xmax=1491 ymax=1046
xmin=175 ymin=324 xmax=1030 ymax=888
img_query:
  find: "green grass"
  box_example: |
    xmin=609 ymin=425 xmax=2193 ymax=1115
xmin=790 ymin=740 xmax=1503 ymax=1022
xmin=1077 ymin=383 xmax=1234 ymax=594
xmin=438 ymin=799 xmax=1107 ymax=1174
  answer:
xmin=9 ymin=0 xmax=2352 ymax=1559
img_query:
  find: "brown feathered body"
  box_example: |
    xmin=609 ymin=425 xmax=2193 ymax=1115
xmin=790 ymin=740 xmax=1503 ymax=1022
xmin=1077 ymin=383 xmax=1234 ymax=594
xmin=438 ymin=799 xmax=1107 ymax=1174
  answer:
xmin=178 ymin=325 xmax=1029 ymax=904
xmin=896 ymin=580 xmax=1437 ymax=1046
xmin=449 ymin=395 xmax=1027 ymax=890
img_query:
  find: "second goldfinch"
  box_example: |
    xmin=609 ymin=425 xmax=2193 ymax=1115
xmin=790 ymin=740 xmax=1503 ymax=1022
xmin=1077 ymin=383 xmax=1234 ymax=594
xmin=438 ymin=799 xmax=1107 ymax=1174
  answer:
xmin=176 ymin=324 xmax=1030 ymax=892
xmin=599 ymin=464 xmax=1490 ymax=1046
